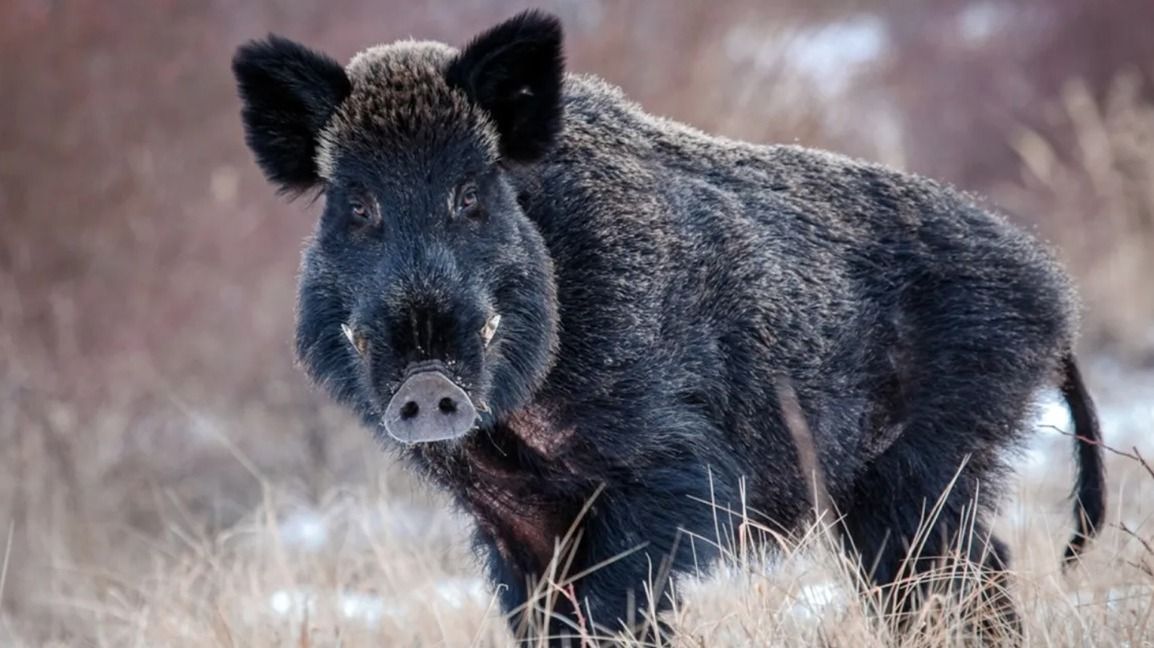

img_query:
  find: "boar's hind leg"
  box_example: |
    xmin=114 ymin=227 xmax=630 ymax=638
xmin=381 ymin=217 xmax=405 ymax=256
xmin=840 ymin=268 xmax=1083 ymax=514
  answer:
xmin=837 ymin=433 xmax=1023 ymax=642
xmin=834 ymin=298 xmax=1052 ymax=642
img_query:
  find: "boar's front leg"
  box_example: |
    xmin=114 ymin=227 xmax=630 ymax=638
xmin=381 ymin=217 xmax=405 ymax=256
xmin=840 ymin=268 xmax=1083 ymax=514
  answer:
xmin=478 ymin=463 xmax=736 ymax=645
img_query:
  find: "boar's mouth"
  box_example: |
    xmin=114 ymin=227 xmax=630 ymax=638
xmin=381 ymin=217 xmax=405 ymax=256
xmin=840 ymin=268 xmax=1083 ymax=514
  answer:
xmin=381 ymin=365 xmax=479 ymax=443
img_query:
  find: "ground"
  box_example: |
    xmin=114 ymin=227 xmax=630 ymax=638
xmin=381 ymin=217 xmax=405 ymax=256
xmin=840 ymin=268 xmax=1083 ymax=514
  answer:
xmin=5 ymin=362 xmax=1148 ymax=646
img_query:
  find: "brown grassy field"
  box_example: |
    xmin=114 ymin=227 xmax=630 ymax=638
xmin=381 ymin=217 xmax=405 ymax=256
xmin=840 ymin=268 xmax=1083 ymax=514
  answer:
xmin=2 ymin=0 xmax=1153 ymax=645
xmin=5 ymin=385 xmax=1152 ymax=646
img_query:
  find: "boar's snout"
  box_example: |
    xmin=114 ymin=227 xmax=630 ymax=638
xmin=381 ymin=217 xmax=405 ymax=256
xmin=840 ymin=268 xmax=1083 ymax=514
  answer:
xmin=382 ymin=367 xmax=478 ymax=443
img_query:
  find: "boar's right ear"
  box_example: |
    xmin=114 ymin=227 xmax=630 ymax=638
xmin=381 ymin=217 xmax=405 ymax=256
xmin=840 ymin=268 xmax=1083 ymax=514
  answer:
xmin=232 ymin=36 xmax=351 ymax=194
xmin=446 ymin=10 xmax=564 ymax=163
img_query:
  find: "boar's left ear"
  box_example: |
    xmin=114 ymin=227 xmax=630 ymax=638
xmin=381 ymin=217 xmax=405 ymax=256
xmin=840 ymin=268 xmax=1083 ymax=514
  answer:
xmin=232 ymin=35 xmax=351 ymax=194
xmin=446 ymin=10 xmax=564 ymax=163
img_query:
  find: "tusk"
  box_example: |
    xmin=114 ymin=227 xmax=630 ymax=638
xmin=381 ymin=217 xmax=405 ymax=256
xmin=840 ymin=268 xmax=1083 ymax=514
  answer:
xmin=342 ymin=323 xmax=367 ymax=355
xmin=480 ymin=313 xmax=501 ymax=348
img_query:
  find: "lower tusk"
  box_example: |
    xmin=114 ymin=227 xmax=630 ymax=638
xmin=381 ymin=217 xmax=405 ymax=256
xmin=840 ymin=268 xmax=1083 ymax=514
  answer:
xmin=480 ymin=313 xmax=501 ymax=348
xmin=342 ymin=323 xmax=368 ymax=355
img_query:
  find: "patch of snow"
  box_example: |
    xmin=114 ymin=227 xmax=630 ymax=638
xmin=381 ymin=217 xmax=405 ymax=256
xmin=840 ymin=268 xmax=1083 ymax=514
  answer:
xmin=1015 ymin=391 xmax=1075 ymax=477
xmin=1101 ymin=399 xmax=1154 ymax=452
xmin=339 ymin=591 xmax=397 ymax=624
xmin=1035 ymin=391 xmax=1073 ymax=434
xmin=957 ymin=2 xmax=1013 ymax=43
xmin=432 ymin=577 xmax=490 ymax=609
xmin=262 ymin=580 xmax=489 ymax=629
xmin=1020 ymin=442 xmax=1057 ymax=475
xmin=788 ymin=580 xmax=848 ymax=620
xmin=723 ymin=15 xmax=888 ymax=95
xmin=268 ymin=588 xmax=313 ymax=618
xmin=279 ymin=509 xmax=329 ymax=552
xmin=1026 ymin=373 xmax=1154 ymax=460
xmin=382 ymin=502 xmax=442 ymax=540
xmin=1004 ymin=506 xmax=1027 ymax=529
xmin=785 ymin=16 xmax=887 ymax=79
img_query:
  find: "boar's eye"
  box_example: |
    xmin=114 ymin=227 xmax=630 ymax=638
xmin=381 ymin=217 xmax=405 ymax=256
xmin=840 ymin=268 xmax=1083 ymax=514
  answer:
xmin=349 ymin=197 xmax=377 ymax=228
xmin=454 ymin=182 xmax=481 ymax=217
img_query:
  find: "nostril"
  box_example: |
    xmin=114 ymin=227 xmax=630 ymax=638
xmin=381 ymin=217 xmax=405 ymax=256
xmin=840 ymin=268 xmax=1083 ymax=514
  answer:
xmin=438 ymin=397 xmax=457 ymax=415
xmin=400 ymin=401 xmax=420 ymax=420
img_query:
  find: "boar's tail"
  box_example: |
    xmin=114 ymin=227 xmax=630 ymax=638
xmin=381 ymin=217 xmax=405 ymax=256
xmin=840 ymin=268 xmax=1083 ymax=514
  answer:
xmin=1059 ymin=352 xmax=1106 ymax=564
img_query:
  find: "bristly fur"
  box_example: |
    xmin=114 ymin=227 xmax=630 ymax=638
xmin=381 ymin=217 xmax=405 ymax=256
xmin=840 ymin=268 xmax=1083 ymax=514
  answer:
xmin=232 ymin=35 xmax=351 ymax=194
xmin=314 ymin=41 xmax=500 ymax=181
xmin=232 ymin=10 xmax=1106 ymax=644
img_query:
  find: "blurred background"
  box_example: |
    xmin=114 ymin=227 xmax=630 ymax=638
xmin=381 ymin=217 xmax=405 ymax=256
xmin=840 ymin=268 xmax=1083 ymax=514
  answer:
xmin=2 ymin=0 xmax=1153 ymax=644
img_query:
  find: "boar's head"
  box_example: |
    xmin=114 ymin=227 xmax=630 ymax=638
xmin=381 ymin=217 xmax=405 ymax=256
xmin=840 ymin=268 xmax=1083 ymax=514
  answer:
xmin=232 ymin=11 xmax=563 ymax=443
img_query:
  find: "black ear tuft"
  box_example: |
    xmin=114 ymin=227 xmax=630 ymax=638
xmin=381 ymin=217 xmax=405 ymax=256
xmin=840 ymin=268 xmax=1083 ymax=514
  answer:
xmin=232 ymin=35 xmax=351 ymax=194
xmin=446 ymin=10 xmax=564 ymax=163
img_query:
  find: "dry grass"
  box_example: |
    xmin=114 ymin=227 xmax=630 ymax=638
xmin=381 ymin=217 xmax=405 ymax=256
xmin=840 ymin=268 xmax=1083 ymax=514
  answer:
xmin=998 ymin=73 xmax=1154 ymax=358
xmin=1 ymin=395 xmax=1151 ymax=647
